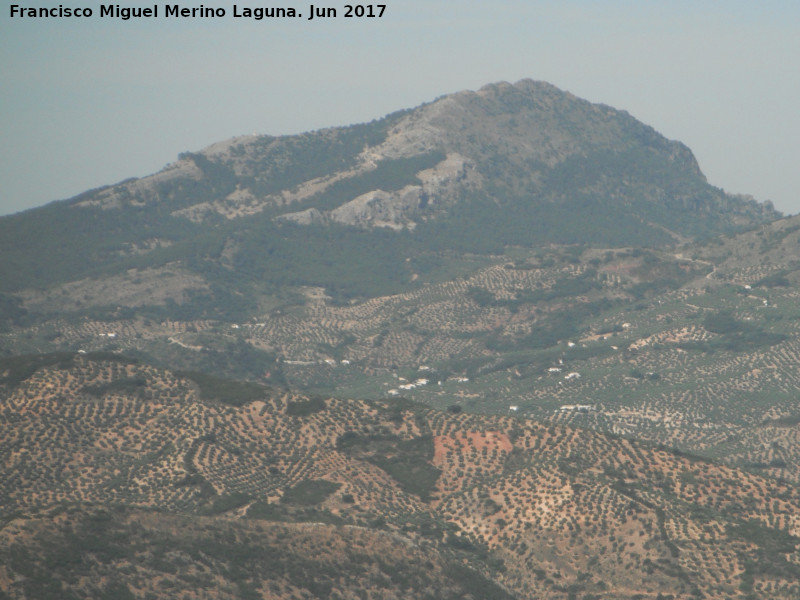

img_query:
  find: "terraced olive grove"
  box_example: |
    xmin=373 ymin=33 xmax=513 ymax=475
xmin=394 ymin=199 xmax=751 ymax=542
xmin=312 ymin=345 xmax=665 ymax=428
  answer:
xmin=2 ymin=354 xmax=800 ymax=598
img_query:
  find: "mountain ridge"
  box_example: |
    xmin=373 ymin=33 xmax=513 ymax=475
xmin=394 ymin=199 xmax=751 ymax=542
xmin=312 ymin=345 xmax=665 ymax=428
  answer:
xmin=63 ymin=78 xmax=776 ymax=231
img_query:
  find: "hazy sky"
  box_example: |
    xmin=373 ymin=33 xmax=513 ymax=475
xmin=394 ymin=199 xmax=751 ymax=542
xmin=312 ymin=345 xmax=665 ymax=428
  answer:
xmin=2 ymin=0 xmax=799 ymax=216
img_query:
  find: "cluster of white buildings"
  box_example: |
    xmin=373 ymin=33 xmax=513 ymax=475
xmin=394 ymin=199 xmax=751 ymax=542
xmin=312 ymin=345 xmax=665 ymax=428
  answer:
xmin=388 ymin=377 xmax=431 ymax=396
xmin=558 ymin=404 xmax=593 ymax=412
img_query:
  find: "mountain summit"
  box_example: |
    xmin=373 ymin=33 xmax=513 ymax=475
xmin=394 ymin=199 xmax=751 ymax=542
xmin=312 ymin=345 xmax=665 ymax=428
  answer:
xmin=67 ymin=79 xmax=775 ymax=234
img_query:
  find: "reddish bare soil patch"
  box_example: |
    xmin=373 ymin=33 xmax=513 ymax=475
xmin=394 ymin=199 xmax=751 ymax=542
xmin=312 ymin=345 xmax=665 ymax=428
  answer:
xmin=433 ymin=430 xmax=512 ymax=466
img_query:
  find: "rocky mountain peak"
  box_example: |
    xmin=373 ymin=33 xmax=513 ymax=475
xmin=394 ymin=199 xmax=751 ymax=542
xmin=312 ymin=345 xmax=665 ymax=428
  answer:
xmin=59 ymin=79 xmax=774 ymax=235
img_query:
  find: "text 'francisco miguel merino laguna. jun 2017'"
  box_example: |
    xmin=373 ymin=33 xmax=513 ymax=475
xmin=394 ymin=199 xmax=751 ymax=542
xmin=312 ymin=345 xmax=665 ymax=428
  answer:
xmin=9 ymin=4 xmax=387 ymax=20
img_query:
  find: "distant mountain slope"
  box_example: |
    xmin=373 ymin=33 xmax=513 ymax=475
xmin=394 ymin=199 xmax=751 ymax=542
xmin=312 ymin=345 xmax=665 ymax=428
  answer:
xmin=2 ymin=353 xmax=800 ymax=599
xmin=0 ymin=79 xmax=777 ymax=299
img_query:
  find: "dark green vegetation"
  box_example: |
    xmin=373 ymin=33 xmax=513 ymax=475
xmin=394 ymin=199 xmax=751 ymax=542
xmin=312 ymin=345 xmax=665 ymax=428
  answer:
xmin=0 ymin=352 xmax=77 ymax=387
xmin=699 ymin=309 xmax=788 ymax=352
xmin=337 ymin=432 xmax=442 ymax=501
xmin=288 ymin=150 xmax=446 ymax=214
xmin=0 ymin=352 xmax=135 ymax=388
xmin=175 ymin=370 xmax=270 ymax=406
xmin=281 ymin=479 xmax=341 ymax=505
xmin=285 ymin=396 xmax=327 ymax=416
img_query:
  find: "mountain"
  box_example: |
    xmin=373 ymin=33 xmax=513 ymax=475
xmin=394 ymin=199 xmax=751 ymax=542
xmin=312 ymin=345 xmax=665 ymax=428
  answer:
xmin=0 ymin=79 xmax=777 ymax=301
xmin=2 ymin=354 xmax=800 ymax=599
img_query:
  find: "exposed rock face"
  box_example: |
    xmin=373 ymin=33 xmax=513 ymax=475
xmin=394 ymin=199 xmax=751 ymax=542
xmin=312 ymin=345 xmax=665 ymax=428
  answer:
xmin=276 ymin=207 xmax=327 ymax=226
xmin=414 ymin=152 xmax=479 ymax=205
xmin=329 ymin=187 xmax=423 ymax=229
xmin=277 ymin=153 xmax=478 ymax=229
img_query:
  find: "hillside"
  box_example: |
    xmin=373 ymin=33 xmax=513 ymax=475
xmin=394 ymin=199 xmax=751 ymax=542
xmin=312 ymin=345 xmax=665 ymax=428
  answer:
xmin=4 ymin=214 xmax=800 ymax=486
xmin=2 ymin=354 xmax=800 ymax=599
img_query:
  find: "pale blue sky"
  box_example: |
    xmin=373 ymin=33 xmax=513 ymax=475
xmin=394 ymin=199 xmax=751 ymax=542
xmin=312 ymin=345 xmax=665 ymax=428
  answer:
xmin=2 ymin=1 xmax=799 ymax=215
